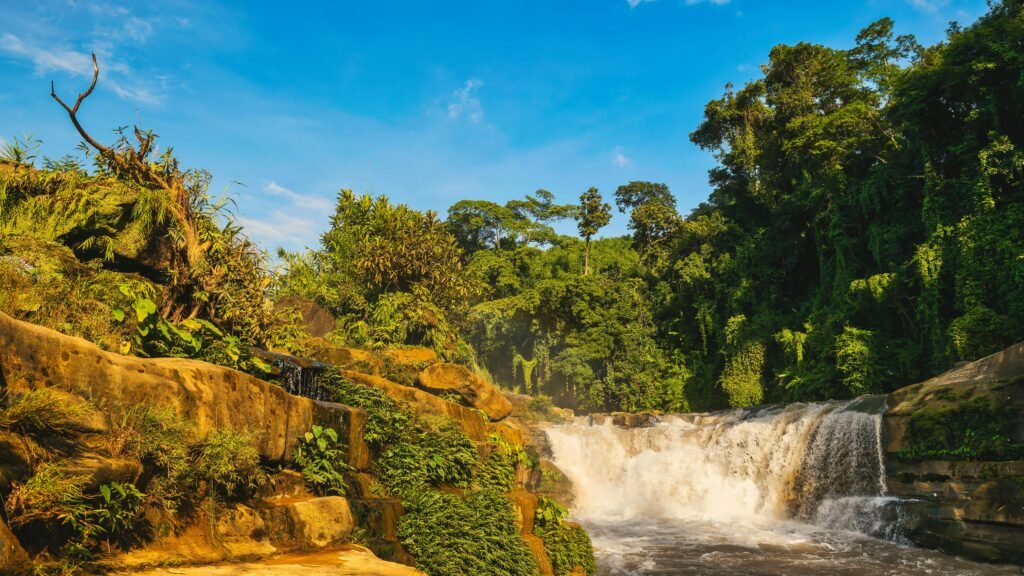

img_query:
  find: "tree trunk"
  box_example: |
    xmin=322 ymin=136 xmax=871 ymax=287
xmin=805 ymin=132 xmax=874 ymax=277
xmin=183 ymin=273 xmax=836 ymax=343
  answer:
xmin=584 ymin=237 xmax=591 ymax=276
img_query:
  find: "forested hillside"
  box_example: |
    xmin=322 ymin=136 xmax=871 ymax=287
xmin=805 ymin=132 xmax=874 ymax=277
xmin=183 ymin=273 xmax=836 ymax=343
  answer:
xmin=273 ymin=1 xmax=1024 ymax=412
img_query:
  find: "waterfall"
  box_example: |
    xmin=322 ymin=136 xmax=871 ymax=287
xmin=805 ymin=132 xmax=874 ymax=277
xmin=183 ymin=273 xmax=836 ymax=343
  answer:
xmin=546 ymin=397 xmax=902 ymax=538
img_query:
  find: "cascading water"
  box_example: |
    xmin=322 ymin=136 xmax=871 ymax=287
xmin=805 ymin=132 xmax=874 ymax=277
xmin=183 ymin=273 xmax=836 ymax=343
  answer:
xmin=546 ymin=398 xmax=1016 ymax=575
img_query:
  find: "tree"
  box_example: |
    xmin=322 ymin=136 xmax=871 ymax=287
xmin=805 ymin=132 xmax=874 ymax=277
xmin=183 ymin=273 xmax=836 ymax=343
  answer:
xmin=576 ymin=187 xmax=611 ymax=276
xmin=613 ymin=181 xmax=681 ymax=257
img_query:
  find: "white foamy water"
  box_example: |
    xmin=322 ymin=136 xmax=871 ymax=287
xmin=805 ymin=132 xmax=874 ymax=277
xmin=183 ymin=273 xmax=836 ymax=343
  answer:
xmin=546 ymin=399 xmax=1020 ymax=575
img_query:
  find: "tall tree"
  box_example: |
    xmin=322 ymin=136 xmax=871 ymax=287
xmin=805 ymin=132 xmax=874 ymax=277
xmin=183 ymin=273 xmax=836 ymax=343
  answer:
xmin=576 ymin=187 xmax=611 ymax=276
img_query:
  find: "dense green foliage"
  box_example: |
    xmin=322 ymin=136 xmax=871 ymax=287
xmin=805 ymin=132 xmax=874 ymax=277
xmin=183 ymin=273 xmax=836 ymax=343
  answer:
xmin=397 ymin=489 xmax=539 ymax=576
xmin=534 ymin=497 xmax=596 ymax=576
xmin=451 ymin=1 xmax=1024 ymax=411
xmin=896 ymin=398 xmax=1024 ymax=461
xmin=292 ymin=424 xmax=352 ymax=495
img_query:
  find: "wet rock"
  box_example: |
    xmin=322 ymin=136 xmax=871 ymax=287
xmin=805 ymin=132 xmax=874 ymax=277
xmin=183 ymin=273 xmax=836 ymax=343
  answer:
xmin=417 ymin=363 xmax=513 ymax=421
xmin=523 ymin=533 xmax=555 ymax=576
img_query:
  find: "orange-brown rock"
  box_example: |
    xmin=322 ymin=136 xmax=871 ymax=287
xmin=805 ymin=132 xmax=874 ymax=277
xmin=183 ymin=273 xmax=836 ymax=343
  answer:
xmin=523 ymin=534 xmax=555 ymax=576
xmin=0 ymin=517 xmax=31 ymax=576
xmin=343 ymin=370 xmax=490 ymax=441
xmin=111 ymin=546 xmax=425 ymax=575
xmin=417 ymin=363 xmax=513 ymax=421
xmin=0 ymin=312 xmax=369 ymax=468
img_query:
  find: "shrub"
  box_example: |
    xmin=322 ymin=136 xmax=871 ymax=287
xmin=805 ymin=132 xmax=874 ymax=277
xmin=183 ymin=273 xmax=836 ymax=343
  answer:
xmin=194 ymin=428 xmax=268 ymax=499
xmin=397 ymin=489 xmax=538 ymax=576
xmin=110 ymin=406 xmax=196 ymax=512
xmin=92 ymin=481 xmax=144 ymax=540
xmin=896 ymin=398 xmax=1024 ymax=461
xmin=293 ymin=424 xmax=352 ymax=495
xmin=0 ymin=387 xmax=88 ymax=437
xmin=534 ymin=497 xmax=596 ymax=576
xmin=322 ymin=368 xmax=412 ymax=447
xmin=376 ymin=417 xmax=479 ymax=496
xmin=5 ymin=462 xmax=95 ymax=536
xmin=475 ymin=434 xmax=531 ymax=493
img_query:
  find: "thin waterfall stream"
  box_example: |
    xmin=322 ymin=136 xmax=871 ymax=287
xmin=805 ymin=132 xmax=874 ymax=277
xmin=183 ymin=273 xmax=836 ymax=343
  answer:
xmin=545 ymin=398 xmax=1018 ymax=575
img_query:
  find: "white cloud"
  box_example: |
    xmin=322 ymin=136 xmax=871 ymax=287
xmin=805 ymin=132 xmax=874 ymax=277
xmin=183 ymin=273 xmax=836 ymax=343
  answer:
xmin=238 ymin=210 xmax=321 ymax=248
xmin=447 ymin=79 xmax=484 ymax=123
xmin=612 ymin=146 xmax=631 ymax=168
xmin=122 ymin=16 xmax=155 ymax=42
xmin=906 ymin=0 xmax=947 ymax=12
xmin=628 ymin=0 xmax=728 ymax=6
xmin=0 ymin=32 xmax=165 ymax=105
xmin=263 ymin=181 xmax=334 ymax=212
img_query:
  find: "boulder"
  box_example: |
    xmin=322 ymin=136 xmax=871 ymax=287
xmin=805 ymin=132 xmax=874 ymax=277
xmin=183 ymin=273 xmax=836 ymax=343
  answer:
xmin=0 ymin=517 xmax=31 ymax=576
xmin=276 ymin=295 xmax=336 ymax=338
xmin=0 ymin=312 xmax=369 ymax=467
xmin=417 ymin=363 xmax=513 ymax=421
xmin=259 ymin=496 xmax=355 ymax=549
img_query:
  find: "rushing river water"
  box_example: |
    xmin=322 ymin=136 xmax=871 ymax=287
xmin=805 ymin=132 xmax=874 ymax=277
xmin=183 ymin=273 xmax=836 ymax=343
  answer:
xmin=546 ymin=399 xmax=1022 ymax=575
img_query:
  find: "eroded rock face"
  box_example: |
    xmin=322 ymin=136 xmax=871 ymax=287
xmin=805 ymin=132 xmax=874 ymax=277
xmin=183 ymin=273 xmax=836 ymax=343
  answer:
xmin=111 ymin=546 xmax=425 ymax=576
xmin=883 ymin=341 xmax=1024 ymax=565
xmin=417 ymin=363 xmax=513 ymax=421
xmin=0 ymin=312 xmax=369 ymax=467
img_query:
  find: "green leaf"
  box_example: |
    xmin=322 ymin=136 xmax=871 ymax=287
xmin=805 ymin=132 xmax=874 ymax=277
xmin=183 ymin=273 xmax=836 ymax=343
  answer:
xmin=133 ymin=298 xmax=157 ymax=323
xmin=111 ymin=308 xmax=125 ymax=322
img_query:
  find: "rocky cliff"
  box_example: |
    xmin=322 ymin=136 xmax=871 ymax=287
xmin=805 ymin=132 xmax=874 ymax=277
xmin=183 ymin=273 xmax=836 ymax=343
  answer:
xmin=883 ymin=342 xmax=1024 ymax=564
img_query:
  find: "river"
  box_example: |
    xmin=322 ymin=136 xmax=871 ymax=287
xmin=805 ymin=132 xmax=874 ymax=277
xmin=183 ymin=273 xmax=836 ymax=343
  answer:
xmin=545 ymin=400 xmax=1022 ymax=575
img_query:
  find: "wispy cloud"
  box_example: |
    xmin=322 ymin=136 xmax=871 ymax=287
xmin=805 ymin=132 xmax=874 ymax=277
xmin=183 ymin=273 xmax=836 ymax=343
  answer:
xmin=262 ymin=181 xmax=334 ymax=212
xmin=447 ymin=79 xmax=484 ymax=123
xmin=612 ymin=146 xmax=631 ymax=168
xmin=238 ymin=210 xmax=321 ymax=248
xmin=628 ymin=0 xmax=729 ymax=7
xmin=0 ymin=33 xmax=165 ymax=105
xmin=906 ymin=0 xmax=947 ymax=13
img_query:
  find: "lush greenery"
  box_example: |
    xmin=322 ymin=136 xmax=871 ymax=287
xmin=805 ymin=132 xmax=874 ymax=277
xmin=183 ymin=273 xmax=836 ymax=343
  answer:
xmin=896 ymin=397 xmax=1024 ymax=461
xmin=534 ymin=497 xmax=597 ymax=576
xmin=293 ymin=424 xmax=353 ymax=495
xmin=397 ymin=489 xmax=539 ymax=576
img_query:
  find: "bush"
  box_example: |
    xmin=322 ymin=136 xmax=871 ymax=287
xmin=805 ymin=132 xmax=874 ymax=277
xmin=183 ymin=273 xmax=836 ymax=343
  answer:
xmin=475 ymin=434 xmax=531 ymax=493
xmin=293 ymin=424 xmax=352 ymax=495
xmin=110 ymin=406 xmax=196 ymax=512
xmin=93 ymin=481 xmax=144 ymax=540
xmin=194 ymin=428 xmax=268 ymax=499
xmin=376 ymin=417 xmax=479 ymax=496
xmin=397 ymin=489 xmax=538 ymax=576
xmin=0 ymin=387 xmax=88 ymax=437
xmin=322 ymin=368 xmax=412 ymax=447
xmin=534 ymin=497 xmax=596 ymax=576
xmin=5 ymin=461 xmax=95 ymax=536
xmin=896 ymin=398 xmax=1024 ymax=461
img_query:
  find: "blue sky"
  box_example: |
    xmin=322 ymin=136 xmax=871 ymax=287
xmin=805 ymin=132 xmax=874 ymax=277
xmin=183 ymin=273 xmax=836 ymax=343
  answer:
xmin=0 ymin=0 xmax=990 ymax=250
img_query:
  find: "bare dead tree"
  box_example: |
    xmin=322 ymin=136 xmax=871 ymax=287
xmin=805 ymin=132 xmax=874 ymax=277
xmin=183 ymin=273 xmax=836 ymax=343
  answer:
xmin=51 ymin=53 xmax=211 ymax=320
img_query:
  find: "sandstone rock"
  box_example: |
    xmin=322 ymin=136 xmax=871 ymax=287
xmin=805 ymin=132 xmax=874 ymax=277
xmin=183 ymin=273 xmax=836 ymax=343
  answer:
xmin=0 ymin=312 xmax=368 ymax=467
xmin=110 ymin=546 xmax=425 ymax=575
xmin=382 ymin=347 xmax=437 ymax=367
xmin=343 ymin=370 xmax=490 ymax=441
xmin=417 ymin=363 xmax=513 ymax=421
xmin=276 ymin=295 xmax=336 ymax=338
xmin=0 ymin=517 xmax=31 ymax=576
xmin=260 ymin=496 xmax=355 ymax=549
xmin=305 ymin=342 xmax=383 ymax=374
xmin=64 ymin=454 xmax=143 ymax=489
xmin=508 ymin=489 xmax=539 ymax=534
xmin=523 ymin=533 xmax=555 ymax=576
xmin=882 ymin=339 xmax=1024 ymax=565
